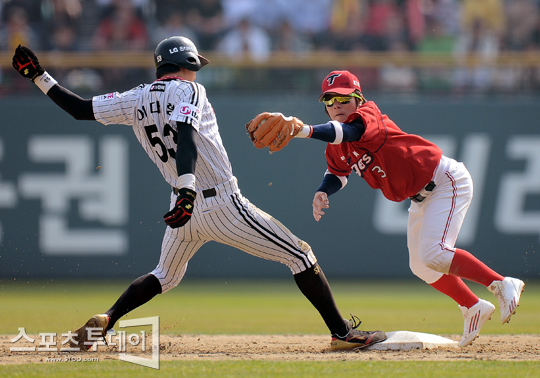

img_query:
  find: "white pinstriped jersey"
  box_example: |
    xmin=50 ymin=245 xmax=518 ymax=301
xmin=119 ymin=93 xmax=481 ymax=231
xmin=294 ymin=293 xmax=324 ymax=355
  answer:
xmin=91 ymin=76 xmax=315 ymax=289
xmin=92 ymin=78 xmax=233 ymax=190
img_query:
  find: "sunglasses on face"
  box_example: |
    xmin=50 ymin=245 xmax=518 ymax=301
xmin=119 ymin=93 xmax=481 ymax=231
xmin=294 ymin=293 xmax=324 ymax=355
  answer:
xmin=323 ymin=96 xmax=352 ymax=106
xmin=323 ymin=93 xmax=362 ymax=107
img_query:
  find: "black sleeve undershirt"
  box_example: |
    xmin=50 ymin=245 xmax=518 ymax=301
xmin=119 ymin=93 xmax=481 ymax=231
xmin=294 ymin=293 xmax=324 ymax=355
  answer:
xmin=175 ymin=121 xmax=197 ymax=176
xmin=47 ymin=85 xmax=95 ymax=120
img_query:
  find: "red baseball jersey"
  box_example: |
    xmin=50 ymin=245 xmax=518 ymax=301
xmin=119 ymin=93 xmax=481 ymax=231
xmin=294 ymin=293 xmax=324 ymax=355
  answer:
xmin=325 ymin=101 xmax=442 ymax=202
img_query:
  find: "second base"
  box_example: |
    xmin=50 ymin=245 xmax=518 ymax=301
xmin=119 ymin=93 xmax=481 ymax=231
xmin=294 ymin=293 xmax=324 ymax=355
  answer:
xmin=365 ymin=331 xmax=458 ymax=350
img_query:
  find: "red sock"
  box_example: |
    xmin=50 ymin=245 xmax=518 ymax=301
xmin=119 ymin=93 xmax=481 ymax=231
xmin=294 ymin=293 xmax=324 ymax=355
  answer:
xmin=430 ymin=274 xmax=479 ymax=308
xmin=449 ymin=249 xmax=504 ymax=286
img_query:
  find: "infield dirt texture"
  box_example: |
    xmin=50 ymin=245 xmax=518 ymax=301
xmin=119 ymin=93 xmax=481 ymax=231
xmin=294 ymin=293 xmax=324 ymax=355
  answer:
xmin=1 ymin=334 xmax=539 ymax=364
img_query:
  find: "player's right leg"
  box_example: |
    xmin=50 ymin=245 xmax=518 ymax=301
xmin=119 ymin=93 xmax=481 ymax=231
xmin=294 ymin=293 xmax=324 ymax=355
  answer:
xmin=458 ymin=299 xmax=495 ymax=347
xmin=199 ymin=192 xmax=386 ymax=350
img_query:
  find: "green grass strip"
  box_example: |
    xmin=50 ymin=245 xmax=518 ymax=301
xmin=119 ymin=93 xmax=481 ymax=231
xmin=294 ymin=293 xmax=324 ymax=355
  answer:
xmin=1 ymin=360 xmax=539 ymax=378
xmin=1 ymin=279 xmax=538 ymax=335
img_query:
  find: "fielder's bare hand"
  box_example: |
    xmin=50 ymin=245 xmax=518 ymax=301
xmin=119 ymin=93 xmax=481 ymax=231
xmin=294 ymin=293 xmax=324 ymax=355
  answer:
xmin=313 ymin=191 xmax=329 ymax=222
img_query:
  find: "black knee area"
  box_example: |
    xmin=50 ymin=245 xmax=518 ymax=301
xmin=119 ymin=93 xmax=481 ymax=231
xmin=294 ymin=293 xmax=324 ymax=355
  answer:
xmin=105 ymin=273 xmax=163 ymax=329
xmin=294 ymin=263 xmax=325 ymax=284
xmin=135 ymin=273 xmax=163 ymax=295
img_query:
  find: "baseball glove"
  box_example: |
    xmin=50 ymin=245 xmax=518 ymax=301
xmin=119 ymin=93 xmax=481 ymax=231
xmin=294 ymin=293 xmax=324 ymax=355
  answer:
xmin=246 ymin=112 xmax=304 ymax=153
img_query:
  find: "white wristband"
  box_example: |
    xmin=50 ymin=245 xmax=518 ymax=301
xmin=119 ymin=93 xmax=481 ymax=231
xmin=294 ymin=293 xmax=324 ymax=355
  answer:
xmin=34 ymin=71 xmax=58 ymax=94
xmin=329 ymin=121 xmax=343 ymax=144
xmin=177 ymin=173 xmax=196 ymax=191
xmin=295 ymin=125 xmax=312 ymax=138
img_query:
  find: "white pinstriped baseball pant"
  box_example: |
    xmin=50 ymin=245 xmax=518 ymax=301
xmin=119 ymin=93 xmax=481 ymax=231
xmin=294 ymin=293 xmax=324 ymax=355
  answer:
xmin=407 ymin=155 xmax=474 ymax=284
xmin=150 ymin=177 xmax=317 ymax=293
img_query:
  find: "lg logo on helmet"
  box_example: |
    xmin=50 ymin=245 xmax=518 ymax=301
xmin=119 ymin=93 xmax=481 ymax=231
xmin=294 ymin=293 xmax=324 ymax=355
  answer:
xmin=169 ymin=46 xmax=195 ymax=54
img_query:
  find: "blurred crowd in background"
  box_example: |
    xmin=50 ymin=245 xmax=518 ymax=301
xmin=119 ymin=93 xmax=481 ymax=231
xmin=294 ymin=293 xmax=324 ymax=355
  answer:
xmin=2 ymin=0 xmax=540 ymax=95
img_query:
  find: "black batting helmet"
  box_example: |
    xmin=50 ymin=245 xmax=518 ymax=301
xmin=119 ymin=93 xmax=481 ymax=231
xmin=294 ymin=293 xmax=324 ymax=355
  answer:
xmin=154 ymin=36 xmax=210 ymax=72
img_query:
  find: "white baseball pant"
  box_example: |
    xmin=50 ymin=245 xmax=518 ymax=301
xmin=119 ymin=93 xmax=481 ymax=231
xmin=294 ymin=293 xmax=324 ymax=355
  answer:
xmin=407 ymin=155 xmax=474 ymax=284
xmin=151 ymin=177 xmax=317 ymax=293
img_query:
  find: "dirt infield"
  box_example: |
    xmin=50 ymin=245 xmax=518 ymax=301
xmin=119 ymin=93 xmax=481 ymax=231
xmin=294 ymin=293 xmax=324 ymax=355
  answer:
xmin=1 ymin=334 xmax=539 ymax=364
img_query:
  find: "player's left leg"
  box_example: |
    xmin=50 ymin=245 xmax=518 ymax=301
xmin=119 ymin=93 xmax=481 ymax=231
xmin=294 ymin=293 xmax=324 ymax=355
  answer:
xmin=70 ymin=199 xmax=208 ymax=350
xmin=408 ymin=156 xmax=497 ymax=346
xmin=447 ymin=247 xmax=525 ymax=324
xmin=409 ymin=199 xmax=493 ymax=347
xmin=69 ymin=273 xmax=164 ymax=350
xmin=104 ymin=273 xmax=163 ymax=330
xmin=410 ymin=156 xmax=524 ymax=345
xmin=103 ymin=200 xmax=209 ymax=329
xmin=423 ymin=158 xmax=524 ymax=324
xmin=409 ymin=195 xmax=481 ymax=306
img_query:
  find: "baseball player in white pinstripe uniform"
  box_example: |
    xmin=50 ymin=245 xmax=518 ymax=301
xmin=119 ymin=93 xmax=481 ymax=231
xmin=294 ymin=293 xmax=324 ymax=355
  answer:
xmin=12 ymin=37 xmax=386 ymax=351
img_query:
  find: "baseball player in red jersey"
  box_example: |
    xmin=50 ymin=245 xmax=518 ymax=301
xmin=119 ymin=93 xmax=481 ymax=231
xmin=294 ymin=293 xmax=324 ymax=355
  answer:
xmin=12 ymin=41 xmax=386 ymax=351
xmin=252 ymin=70 xmax=525 ymax=347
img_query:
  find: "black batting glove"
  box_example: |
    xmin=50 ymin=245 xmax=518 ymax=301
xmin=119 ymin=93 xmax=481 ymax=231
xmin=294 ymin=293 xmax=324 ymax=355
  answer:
xmin=164 ymin=188 xmax=197 ymax=228
xmin=12 ymin=45 xmax=44 ymax=81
